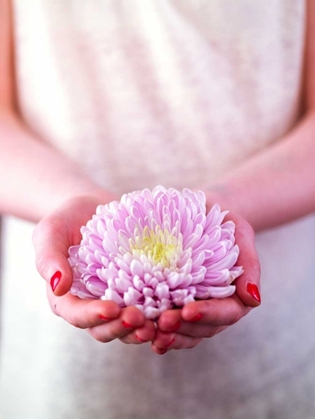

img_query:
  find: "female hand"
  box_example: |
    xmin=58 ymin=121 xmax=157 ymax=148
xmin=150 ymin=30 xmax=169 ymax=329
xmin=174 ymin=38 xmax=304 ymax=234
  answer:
xmin=151 ymin=210 xmax=261 ymax=354
xmin=33 ymin=194 xmax=156 ymax=345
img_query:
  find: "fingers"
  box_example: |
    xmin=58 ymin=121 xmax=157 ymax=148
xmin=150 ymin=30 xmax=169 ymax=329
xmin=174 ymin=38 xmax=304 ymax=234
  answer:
xmin=157 ymin=309 xmax=182 ymax=332
xmin=228 ymin=212 xmax=262 ymax=307
xmin=180 ymin=295 xmax=251 ymax=326
xmin=151 ymin=330 xmax=205 ymax=354
xmin=33 ymin=195 xmax=106 ymax=296
xmin=119 ymin=320 xmax=157 ymax=345
xmin=49 ymin=284 xmax=147 ymax=343
xmin=235 ymin=273 xmax=261 ymax=308
xmin=48 ymin=284 xmax=155 ymax=345
xmin=33 ymin=215 xmax=74 ymax=296
xmin=47 ymin=285 xmax=121 ymax=328
xmin=159 ymin=318 xmax=220 ymax=338
xmin=87 ymin=307 xmax=146 ymax=343
xmin=153 ymin=298 xmax=245 ymax=354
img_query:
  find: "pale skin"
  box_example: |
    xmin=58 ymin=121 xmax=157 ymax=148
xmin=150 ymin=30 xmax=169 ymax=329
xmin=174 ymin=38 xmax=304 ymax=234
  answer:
xmin=1 ymin=0 xmax=315 ymax=354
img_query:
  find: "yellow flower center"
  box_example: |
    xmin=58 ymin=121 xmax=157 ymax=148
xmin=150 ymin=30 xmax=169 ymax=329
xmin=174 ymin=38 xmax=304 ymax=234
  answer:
xmin=130 ymin=226 xmax=179 ymax=266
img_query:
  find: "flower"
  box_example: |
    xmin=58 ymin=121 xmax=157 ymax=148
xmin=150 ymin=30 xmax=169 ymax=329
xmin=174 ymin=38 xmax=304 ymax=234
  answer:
xmin=69 ymin=186 xmax=243 ymax=319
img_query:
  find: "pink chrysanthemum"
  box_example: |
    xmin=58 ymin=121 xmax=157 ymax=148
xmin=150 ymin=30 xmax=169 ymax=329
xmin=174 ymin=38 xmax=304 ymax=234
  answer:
xmin=69 ymin=186 xmax=243 ymax=319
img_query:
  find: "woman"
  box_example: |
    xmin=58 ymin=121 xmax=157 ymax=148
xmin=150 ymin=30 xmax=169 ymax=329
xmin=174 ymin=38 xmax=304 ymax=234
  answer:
xmin=0 ymin=0 xmax=314 ymax=418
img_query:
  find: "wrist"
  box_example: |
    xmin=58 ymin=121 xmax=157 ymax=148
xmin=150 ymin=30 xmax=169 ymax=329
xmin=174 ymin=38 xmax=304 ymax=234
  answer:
xmin=202 ymin=181 xmax=259 ymax=230
xmin=203 ymin=182 xmax=241 ymax=212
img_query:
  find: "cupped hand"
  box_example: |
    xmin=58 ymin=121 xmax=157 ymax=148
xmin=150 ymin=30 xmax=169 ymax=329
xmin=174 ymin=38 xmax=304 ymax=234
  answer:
xmin=33 ymin=194 xmax=156 ymax=345
xmin=151 ymin=210 xmax=261 ymax=354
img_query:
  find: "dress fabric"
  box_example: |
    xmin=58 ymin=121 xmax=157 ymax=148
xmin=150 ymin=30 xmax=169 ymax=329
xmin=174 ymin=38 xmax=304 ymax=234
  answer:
xmin=1 ymin=0 xmax=315 ymax=418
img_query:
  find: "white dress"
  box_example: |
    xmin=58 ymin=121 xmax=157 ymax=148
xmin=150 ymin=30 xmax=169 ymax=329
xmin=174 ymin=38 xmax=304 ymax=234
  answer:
xmin=1 ymin=0 xmax=315 ymax=418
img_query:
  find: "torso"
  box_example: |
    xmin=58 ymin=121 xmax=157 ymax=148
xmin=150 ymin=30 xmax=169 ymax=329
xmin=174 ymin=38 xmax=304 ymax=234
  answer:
xmin=13 ymin=0 xmax=305 ymax=193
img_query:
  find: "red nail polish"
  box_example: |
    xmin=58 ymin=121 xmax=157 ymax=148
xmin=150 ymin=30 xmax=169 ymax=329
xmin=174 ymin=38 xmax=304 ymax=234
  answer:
xmin=190 ymin=313 xmax=203 ymax=322
xmin=165 ymin=337 xmax=175 ymax=347
xmin=135 ymin=334 xmax=147 ymax=343
xmin=50 ymin=271 xmax=61 ymax=292
xmin=122 ymin=321 xmax=133 ymax=329
xmin=247 ymin=283 xmax=261 ymax=303
xmin=99 ymin=315 xmax=111 ymax=321
xmin=169 ymin=321 xmax=181 ymax=331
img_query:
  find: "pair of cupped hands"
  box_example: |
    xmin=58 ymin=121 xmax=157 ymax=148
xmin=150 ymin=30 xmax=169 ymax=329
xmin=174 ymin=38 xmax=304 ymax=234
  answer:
xmin=33 ymin=193 xmax=261 ymax=355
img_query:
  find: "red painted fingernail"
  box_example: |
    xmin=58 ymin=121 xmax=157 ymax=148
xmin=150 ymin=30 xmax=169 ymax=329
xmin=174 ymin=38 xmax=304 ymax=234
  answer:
xmin=169 ymin=321 xmax=181 ymax=331
xmin=99 ymin=315 xmax=111 ymax=321
xmin=122 ymin=321 xmax=134 ymax=329
xmin=165 ymin=337 xmax=175 ymax=347
xmin=50 ymin=271 xmax=61 ymax=292
xmin=135 ymin=334 xmax=147 ymax=343
xmin=247 ymin=283 xmax=261 ymax=303
xmin=190 ymin=313 xmax=203 ymax=322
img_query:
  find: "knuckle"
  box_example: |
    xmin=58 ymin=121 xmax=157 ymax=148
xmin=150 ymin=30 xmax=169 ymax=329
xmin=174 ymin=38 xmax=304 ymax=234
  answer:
xmin=207 ymin=326 xmax=226 ymax=337
xmin=35 ymin=250 xmax=49 ymax=278
xmin=51 ymin=303 xmax=59 ymax=317
xmin=187 ymin=338 xmax=203 ymax=349
xmin=246 ymin=254 xmax=261 ymax=280
xmin=119 ymin=336 xmax=134 ymax=345
xmin=228 ymin=309 xmax=244 ymax=325
xmin=206 ymin=329 xmax=217 ymax=338
xmin=46 ymin=291 xmax=60 ymax=317
xmin=66 ymin=314 xmax=83 ymax=329
xmin=88 ymin=328 xmax=113 ymax=343
xmin=48 ymin=301 xmax=60 ymax=317
xmin=33 ymin=217 xmax=68 ymax=275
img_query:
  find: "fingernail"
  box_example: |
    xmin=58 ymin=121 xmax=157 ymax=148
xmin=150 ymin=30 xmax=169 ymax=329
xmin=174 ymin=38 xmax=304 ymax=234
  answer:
xmin=135 ymin=334 xmax=147 ymax=343
xmin=189 ymin=313 xmax=203 ymax=322
xmin=99 ymin=315 xmax=111 ymax=321
xmin=122 ymin=321 xmax=134 ymax=329
xmin=165 ymin=337 xmax=175 ymax=347
xmin=247 ymin=283 xmax=261 ymax=302
xmin=50 ymin=271 xmax=61 ymax=292
xmin=158 ymin=349 xmax=168 ymax=355
xmin=169 ymin=321 xmax=181 ymax=331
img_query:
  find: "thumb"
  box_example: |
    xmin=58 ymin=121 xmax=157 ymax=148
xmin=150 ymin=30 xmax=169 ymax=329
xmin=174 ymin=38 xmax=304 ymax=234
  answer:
xmin=235 ymin=265 xmax=261 ymax=308
xmin=229 ymin=213 xmax=262 ymax=307
xmin=32 ymin=216 xmax=75 ymax=296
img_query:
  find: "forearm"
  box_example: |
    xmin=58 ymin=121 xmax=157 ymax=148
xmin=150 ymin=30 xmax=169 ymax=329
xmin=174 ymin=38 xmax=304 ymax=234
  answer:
xmin=0 ymin=110 xmax=111 ymax=222
xmin=205 ymin=111 xmax=315 ymax=231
